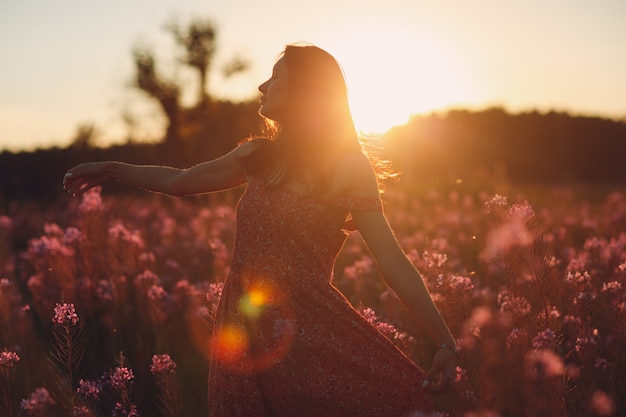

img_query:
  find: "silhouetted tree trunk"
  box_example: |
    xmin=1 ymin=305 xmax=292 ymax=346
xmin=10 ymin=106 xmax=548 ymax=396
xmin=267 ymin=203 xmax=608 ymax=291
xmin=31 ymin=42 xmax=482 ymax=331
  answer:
xmin=167 ymin=18 xmax=217 ymax=105
xmin=132 ymin=48 xmax=181 ymax=154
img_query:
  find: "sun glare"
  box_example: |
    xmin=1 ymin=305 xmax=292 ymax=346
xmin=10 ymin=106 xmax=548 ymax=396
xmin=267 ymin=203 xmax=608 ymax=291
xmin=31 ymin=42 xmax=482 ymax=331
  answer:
xmin=328 ymin=29 xmax=470 ymax=134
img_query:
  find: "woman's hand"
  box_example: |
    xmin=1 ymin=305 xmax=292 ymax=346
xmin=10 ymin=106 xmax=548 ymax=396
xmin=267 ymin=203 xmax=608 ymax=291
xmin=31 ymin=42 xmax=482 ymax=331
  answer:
xmin=422 ymin=347 xmax=457 ymax=393
xmin=63 ymin=162 xmax=110 ymax=196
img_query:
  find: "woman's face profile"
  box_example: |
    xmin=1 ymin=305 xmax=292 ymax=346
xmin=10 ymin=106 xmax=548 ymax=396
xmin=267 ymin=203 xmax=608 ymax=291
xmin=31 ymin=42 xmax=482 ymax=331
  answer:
xmin=258 ymin=57 xmax=289 ymax=122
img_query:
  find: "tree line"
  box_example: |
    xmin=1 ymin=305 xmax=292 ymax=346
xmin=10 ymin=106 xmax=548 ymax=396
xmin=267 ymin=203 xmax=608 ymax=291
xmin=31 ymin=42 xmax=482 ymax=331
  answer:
xmin=2 ymin=106 xmax=625 ymax=202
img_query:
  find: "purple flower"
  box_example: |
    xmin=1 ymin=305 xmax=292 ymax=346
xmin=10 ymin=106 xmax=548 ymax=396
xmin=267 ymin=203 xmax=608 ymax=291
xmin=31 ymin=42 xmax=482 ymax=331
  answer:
xmin=148 ymin=285 xmax=167 ymax=302
xmin=532 ymin=328 xmax=556 ymax=350
xmin=498 ymin=290 xmax=531 ymax=319
xmin=28 ymin=235 xmax=73 ymax=257
xmin=77 ymin=379 xmax=100 ymax=400
xmin=206 ymin=282 xmax=224 ymax=303
xmin=422 ymin=250 xmax=448 ymax=268
xmin=484 ymin=194 xmax=509 ymax=213
xmin=108 ymin=222 xmax=144 ymax=248
xmin=525 ymin=349 xmax=565 ymax=378
xmin=114 ymin=402 xmax=140 ymax=417
xmin=506 ymin=328 xmax=529 ymax=350
xmin=21 ymin=387 xmax=55 ymax=412
xmin=79 ymin=186 xmax=103 ymax=213
xmin=509 ymin=200 xmax=535 ymax=220
xmin=448 ymin=274 xmax=474 ymax=292
xmin=0 ymin=215 xmax=13 ymax=230
xmin=0 ymin=350 xmax=20 ymax=368
xmin=150 ymin=354 xmax=177 ymax=375
xmin=53 ymin=302 xmax=79 ymax=326
xmin=62 ymin=226 xmax=85 ymax=246
xmin=110 ymin=366 xmax=134 ymax=389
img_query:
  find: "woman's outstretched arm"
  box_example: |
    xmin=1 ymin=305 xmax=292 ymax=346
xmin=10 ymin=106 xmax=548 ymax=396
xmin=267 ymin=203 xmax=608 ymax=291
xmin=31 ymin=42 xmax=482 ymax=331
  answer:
xmin=345 ymin=153 xmax=457 ymax=392
xmin=63 ymin=141 xmax=261 ymax=197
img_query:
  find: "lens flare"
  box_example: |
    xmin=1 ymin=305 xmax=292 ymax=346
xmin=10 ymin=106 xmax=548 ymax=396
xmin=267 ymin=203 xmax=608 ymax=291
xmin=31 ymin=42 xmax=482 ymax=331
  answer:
xmin=239 ymin=284 xmax=270 ymax=318
xmin=212 ymin=324 xmax=250 ymax=366
xmin=210 ymin=278 xmax=296 ymax=373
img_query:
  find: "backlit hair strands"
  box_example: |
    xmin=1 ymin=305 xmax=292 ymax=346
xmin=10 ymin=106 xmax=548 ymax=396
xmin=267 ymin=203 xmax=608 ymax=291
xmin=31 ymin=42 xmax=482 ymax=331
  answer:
xmin=241 ymin=44 xmax=391 ymax=195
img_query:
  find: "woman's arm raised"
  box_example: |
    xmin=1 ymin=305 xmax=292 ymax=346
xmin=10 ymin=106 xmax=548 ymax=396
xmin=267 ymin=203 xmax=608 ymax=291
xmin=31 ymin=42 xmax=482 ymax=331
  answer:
xmin=345 ymin=153 xmax=457 ymax=391
xmin=63 ymin=141 xmax=261 ymax=197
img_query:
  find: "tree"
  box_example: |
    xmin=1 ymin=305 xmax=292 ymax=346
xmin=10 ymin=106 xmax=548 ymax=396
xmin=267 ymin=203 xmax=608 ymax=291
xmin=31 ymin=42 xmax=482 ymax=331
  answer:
xmin=132 ymin=47 xmax=181 ymax=147
xmin=130 ymin=16 xmax=251 ymax=159
xmin=167 ymin=18 xmax=217 ymax=104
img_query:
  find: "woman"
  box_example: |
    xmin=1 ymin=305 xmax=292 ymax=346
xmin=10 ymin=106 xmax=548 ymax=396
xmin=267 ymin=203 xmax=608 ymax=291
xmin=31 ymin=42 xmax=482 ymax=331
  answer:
xmin=64 ymin=44 xmax=457 ymax=416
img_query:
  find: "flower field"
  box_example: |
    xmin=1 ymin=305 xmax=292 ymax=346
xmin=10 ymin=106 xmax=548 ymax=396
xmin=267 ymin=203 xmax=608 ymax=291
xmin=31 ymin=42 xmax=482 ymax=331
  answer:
xmin=0 ymin=181 xmax=624 ymax=416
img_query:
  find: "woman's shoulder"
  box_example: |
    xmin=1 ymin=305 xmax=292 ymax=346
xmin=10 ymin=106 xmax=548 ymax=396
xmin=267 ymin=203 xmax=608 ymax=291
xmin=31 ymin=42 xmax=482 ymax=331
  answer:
xmin=336 ymin=150 xmax=377 ymax=184
xmin=321 ymin=150 xmax=380 ymax=204
xmin=333 ymin=149 xmax=372 ymax=176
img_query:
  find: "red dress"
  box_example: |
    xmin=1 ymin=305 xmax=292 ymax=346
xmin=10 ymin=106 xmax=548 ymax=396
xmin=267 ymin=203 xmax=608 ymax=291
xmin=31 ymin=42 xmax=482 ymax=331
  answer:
xmin=208 ymin=177 xmax=433 ymax=416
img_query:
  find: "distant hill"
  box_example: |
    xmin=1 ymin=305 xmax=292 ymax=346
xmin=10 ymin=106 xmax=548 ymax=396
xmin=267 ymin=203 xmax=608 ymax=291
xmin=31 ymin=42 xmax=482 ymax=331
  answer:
xmin=1 ymin=107 xmax=625 ymax=203
xmin=382 ymin=107 xmax=626 ymax=184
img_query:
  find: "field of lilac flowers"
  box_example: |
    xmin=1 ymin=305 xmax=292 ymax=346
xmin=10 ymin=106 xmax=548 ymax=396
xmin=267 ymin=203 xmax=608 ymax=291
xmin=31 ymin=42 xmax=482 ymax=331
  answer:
xmin=0 ymin=180 xmax=624 ymax=417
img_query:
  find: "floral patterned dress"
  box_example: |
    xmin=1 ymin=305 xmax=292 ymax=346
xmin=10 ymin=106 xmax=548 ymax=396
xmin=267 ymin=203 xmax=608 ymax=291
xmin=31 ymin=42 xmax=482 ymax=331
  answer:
xmin=207 ymin=176 xmax=433 ymax=416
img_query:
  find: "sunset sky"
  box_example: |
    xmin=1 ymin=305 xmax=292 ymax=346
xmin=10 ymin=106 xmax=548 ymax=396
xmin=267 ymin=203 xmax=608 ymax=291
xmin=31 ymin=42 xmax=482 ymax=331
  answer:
xmin=1 ymin=0 xmax=625 ymax=151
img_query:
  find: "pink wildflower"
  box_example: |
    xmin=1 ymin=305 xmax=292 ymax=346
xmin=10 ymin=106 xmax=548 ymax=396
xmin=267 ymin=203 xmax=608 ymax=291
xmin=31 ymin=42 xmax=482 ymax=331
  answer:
xmin=150 ymin=354 xmax=177 ymax=375
xmin=422 ymin=250 xmax=448 ymax=268
xmin=28 ymin=235 xmax=73 ymax=257
xmin=138 ymin=252 xmax=156 ymax=264
xmin=448 ymin=274 xmax=474 ymax=292
xmin=164 ymin=258 xmax=180 ymax=270
xmin=506 ymin=328 xmax=529 ymax=350
xmin=0 ymin=215 xmax=12 ymax=230
xmin=114 ymin=402 xmax=140 ymax=417
xmin=498 ymin=290 xmax=531 ymax=319
xmin=343 ymin=255 xmax=375 ymax=280
xmin=509 ymin=200 xmax=535 ymax=220
xmin=21 ymin=387 xmax=55 ymax=412
xmin=537 ymin=306 xmax=561 ymax=322
xmin=566 ymin=270 xmax=591 ymax=285
xmin=62 ymin=227 xmax=85 ymax=246
xmin=359 ymin=307 xmax=400 ymax=337
xmin=134 ymin=269 xmax=159 ymax=288
xmin=77 ymin=378 xmax=100 ymax=400
xmin=79 ymin=186 xmax=103 ymax=213
xmin=206 ymin=282 xmax=224 ymax=303
xmin=482 ymin=216 xmax=533 ymax=259
xmin=532 ymin=328 xmax=556 ymax=349
xmin=525 ymin=349 xmax=565 ymax=378
xmin=148 ymin=284 xmax=167 ymax=302
xmin=484 ymin=194 xmax=509 ymax=213
xmin=73 ymin=405 xmax=93 ymax=417
xmin=360 ymin=307 xmax=378 ymax=324
xmin=96 ymin=280 xmax=114 ymax=303
xmin=53 ymin=302 xmax=79 ymax=326
xmin=575 ymin=334 xmax=598 ymax=353
xmin=591 ymin=390 xmax=615 ymax=416
xmin=111 ymin=366 xmax=134 ymax=390
xmin=601 ymin=281 xmax=621 ymax=294
xmin=594 ymin=358 xmax=611 ymax=376
xmin=455 ymin=366 xmax=468 ymax=383
xmin=0 ymin=350 xmax=20 ymax=367
xmin=108 ymin=222 xmax=144 ymax=248
xmin=43 ymin=222 xmax=64 ymax=237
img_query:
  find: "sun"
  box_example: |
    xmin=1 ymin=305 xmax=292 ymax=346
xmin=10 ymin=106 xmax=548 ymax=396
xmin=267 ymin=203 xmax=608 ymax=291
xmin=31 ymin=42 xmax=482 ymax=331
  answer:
xmin=326 ymin=29 xmax=470 ymax=134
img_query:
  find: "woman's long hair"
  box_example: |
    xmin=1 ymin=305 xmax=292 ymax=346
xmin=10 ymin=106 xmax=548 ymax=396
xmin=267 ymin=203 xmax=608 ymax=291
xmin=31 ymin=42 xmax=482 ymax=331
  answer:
xmin=240 ymin=44 xmax=364 ymax=196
